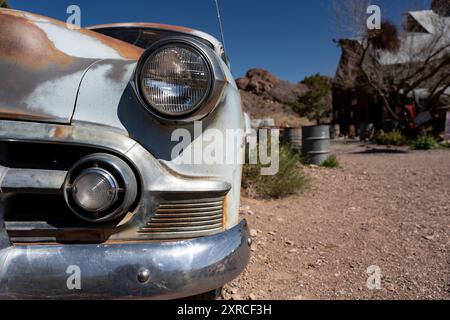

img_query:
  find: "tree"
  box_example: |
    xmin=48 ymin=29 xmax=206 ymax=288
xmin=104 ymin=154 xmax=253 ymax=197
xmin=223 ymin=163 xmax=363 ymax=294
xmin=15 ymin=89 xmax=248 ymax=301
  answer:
xmin=292 ymin=74 xmax=332 ymax=125
xmin=333 ymin=0 xmax=450 ymax=134
xmin=0 ymin=0 xmax=9 ymax=8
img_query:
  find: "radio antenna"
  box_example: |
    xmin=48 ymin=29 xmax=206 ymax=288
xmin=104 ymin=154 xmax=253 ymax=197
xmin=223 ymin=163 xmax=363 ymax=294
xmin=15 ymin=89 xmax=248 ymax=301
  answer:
xmin=214 ymin=0 xmax=229 ymax=63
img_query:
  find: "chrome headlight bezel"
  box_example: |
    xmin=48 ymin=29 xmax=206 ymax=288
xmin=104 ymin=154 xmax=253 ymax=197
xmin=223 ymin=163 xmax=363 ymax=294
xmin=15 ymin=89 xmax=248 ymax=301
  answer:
xmin=63 ymin=153 xmax=138 ymax=223
xmin=134 ymin=37 xmax=227 ymax=123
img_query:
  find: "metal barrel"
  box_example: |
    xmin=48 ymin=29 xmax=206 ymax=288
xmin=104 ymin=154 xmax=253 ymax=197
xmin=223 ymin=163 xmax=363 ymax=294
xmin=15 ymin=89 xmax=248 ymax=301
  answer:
xmin=283 ymin=128 xmax=302 ymax=151
xmin=330 ymin=124 xmax=340 ymax=139
xmin=302 ymin=125 xmax=330 ymax=165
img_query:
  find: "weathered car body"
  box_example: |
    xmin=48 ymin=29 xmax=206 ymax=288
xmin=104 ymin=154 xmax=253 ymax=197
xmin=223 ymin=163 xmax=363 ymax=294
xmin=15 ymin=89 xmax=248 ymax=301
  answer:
xmin=0 ymin=9 xmax=249 ymax=299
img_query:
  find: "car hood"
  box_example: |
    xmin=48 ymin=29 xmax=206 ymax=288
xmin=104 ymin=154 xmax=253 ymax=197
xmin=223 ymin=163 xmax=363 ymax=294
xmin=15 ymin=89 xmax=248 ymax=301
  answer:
xmin=0 ymin=9 xmax=143 ymax=124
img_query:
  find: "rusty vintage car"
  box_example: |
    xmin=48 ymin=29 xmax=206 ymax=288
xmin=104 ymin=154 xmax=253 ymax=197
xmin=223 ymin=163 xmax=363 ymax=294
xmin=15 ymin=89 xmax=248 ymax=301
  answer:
xmin=0 ymin=9 xmax=250 ymax=299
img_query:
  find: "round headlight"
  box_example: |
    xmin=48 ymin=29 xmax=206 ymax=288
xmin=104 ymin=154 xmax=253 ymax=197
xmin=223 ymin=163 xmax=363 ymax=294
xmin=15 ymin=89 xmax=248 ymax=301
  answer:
xmin=139 ymin=43 xmax=212 ymax=117
xmin=72 ymin=168 xmax=119 ymax=213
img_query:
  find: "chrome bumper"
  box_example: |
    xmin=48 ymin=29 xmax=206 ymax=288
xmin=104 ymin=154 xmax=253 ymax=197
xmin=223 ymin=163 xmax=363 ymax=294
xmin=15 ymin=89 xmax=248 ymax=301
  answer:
xmin=0 ymin=221 xmax=250 ymax=300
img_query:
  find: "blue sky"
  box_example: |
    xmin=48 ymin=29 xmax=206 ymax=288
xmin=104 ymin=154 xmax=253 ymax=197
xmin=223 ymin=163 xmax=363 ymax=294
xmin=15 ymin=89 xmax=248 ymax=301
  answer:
xmin=9 ymin=0 xmax=431 ymax=83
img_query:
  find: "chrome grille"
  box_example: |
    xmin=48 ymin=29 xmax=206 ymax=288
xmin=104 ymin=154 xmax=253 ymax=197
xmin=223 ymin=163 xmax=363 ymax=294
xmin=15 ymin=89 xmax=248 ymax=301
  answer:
xmin=138 ymin=197 xmax=224 ymax=238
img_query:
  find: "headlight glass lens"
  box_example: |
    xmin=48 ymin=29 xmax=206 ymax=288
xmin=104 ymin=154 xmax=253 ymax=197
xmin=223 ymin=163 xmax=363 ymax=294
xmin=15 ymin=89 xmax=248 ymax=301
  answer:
xmin=72 ymin=168 xmax=119 ymax=213
xmin=140 ymin=44 xmax=211 ymax=116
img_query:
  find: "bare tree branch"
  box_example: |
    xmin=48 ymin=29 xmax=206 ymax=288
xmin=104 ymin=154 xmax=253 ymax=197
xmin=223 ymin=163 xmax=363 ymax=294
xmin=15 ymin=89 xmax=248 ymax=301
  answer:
xmin=333 ymin=0 xmax=450 ymax=131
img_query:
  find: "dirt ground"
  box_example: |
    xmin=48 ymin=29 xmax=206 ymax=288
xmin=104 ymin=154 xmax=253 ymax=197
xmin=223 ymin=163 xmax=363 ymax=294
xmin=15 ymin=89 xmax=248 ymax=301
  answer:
xmin=224 ymin=141 xmax=450 ymax=300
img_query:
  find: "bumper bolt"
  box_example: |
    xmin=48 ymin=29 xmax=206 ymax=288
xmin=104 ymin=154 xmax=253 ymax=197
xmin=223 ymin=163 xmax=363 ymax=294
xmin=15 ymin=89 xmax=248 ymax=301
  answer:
xmin=137 ymin=268 xmax=150 ymax=284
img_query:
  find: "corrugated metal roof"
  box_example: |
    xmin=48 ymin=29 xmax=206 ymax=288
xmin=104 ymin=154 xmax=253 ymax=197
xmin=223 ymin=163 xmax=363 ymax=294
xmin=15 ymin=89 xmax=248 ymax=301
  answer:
xmin=378 ymin=10 xmax=450 ymax=65
xmin=409 ymin=10 xmax=439 ymax=34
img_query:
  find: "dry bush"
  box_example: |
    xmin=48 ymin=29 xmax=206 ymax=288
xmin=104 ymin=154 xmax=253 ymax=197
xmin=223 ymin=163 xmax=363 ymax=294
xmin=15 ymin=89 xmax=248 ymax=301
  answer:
xmin=242 ymin=145 xmax=307 ymax=199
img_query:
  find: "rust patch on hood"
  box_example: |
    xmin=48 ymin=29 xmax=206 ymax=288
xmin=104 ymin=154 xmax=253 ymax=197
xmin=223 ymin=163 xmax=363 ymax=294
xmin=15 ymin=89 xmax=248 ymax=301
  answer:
xmin=53 ymin=125 xmax=74 ymax=139
xmin=0 ymin=13 xmax=72 ymax=69
xmin=0 ymin=9 xmax=143 ymax=63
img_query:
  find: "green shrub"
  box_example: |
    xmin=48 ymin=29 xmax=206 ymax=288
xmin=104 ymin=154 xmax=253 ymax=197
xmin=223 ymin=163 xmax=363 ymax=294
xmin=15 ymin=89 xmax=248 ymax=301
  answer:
xmin=242 ymin=145 xmax=307 ymax=199
xmin=375 ymin=131 xmax=408 ymax=146
xmin=321 ymin=154 xmax=340 ymax=168
xmin=412 ymin=135 xmax=438 ymax=150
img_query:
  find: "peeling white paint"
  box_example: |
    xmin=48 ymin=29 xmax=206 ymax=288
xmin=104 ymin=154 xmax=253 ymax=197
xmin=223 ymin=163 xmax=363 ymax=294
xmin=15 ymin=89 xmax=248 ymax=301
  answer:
xmin=25 ymin=71 xmax=85 ymax=119
xmin=73 ymin=62 xmax=136 ymax=126
xmin=24 ymin=13 xmax=50 ymax=23
xmin=32 ymin=22 xmax=122 ymax=60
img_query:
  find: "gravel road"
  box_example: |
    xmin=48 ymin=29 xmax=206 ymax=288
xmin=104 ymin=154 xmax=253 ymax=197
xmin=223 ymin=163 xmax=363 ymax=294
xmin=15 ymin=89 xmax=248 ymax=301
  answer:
xmin=224 ymin=141 xmax=450 ymax=300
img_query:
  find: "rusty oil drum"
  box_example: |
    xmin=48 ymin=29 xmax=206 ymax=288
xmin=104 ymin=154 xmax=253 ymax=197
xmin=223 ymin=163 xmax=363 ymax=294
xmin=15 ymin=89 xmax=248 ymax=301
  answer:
xmin=302 ymin=125 xmax=331 ymax=165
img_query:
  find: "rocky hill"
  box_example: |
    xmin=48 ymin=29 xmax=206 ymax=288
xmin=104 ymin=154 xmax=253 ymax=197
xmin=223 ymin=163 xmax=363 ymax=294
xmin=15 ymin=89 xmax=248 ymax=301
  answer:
xmin=236 ymin=68 xmax=313 ymax=127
